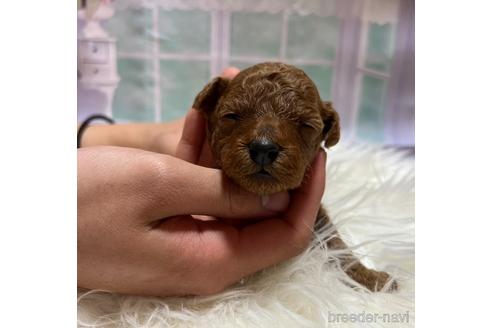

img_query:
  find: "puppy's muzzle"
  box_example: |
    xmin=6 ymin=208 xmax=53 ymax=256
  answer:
xmin=248 ymin=138 xmax=279 ymax=166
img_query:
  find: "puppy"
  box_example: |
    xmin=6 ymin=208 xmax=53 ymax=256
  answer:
xmin=193 ymin=62 xmax=396 ymax=292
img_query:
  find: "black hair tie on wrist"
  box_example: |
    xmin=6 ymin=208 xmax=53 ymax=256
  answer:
xmin=77 ymin=114 xmax=115 ymax=148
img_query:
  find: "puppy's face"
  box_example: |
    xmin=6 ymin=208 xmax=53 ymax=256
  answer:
xmin=193 ymin=63 xmax=340 ymax=195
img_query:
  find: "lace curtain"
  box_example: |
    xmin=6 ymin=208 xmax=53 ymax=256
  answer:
xmin=116 ymin=0 xmax=399 ymax=24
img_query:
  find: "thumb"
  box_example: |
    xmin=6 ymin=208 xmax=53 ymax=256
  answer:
xmin=150 ymin=156 xmax=290 ymax=219
xmin=175 ymin=108 xmax=206 ymax=164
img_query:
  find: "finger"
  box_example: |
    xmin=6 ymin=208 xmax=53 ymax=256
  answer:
xmin=147 ymin=216 xmax=290 ymax=294
xmin=221 ymin=67 xmax=240 ymax=79
xmin=146 ymin=152 xmax=326 ymax=293
xmin=176 ymin=66 xmax=239 ymax=166
xmin=147 ymin=156 xmax=290 ymax=220
xmin=232 ymin=150 xmax=326 ymax=275
xmin=284 ymin=150 xmax=327 ymax=233
xmin=155 ymin=151 xmax=326 ymax=290
xmin=171 ymin=150 xmax=325 ymax=260
xmin=175 ymin=109 xmax=206 ymax=163
xmin=197 ymin=141 xmax=218 ymax=168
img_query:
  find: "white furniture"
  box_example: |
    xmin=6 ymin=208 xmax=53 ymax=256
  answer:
xmin=77 ymin=3 xmax=119 ymax=117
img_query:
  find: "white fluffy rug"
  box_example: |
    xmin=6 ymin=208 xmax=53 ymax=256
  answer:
xmin=78 ymin=143 xmax=415 ymax=327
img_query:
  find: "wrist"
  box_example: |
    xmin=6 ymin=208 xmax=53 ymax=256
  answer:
xmin=79 ymin=124 xmax=116 ymax=147
xmin=77 ymin=115 xmax=115 ymax=148
xmin=78 ymin=117 xmax=185 ymax=154
xmin=78 ymin=123 xmax=163 ymax=150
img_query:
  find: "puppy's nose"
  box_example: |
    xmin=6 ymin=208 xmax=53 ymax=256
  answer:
xmin=248 ymin=139 xmax=280 ymax=166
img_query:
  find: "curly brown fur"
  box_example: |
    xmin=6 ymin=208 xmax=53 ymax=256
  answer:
xmin=193 ymin=62 xmax=396 ymax=292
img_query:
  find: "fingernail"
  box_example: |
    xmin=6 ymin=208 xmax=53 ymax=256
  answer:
xmin=221 ymin=67 xmax=240 ymax=79
xmin=261 ymin=192 xmax=290 ymax=211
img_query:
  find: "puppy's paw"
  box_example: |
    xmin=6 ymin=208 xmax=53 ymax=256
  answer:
xmin=346 ymin=263 xmax=398 ymax=292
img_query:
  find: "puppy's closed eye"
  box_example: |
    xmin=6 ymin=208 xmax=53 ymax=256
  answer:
xmin=222 ymin=113 xmax=241 ymax=121
xmin=299 ymin=122 xmax=317 ymax=130
xmin=299 ymin=122 xmax=320 ymax=141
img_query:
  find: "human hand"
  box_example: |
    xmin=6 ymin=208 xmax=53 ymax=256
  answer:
xmin=77 ymin=145 xmax=325 ymax=296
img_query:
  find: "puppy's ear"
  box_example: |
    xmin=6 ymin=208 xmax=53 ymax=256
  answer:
xmin=193 ymin=77 xmax=229 ymax=114
xmin=320 ymin=101 xmax=340 ymax=147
